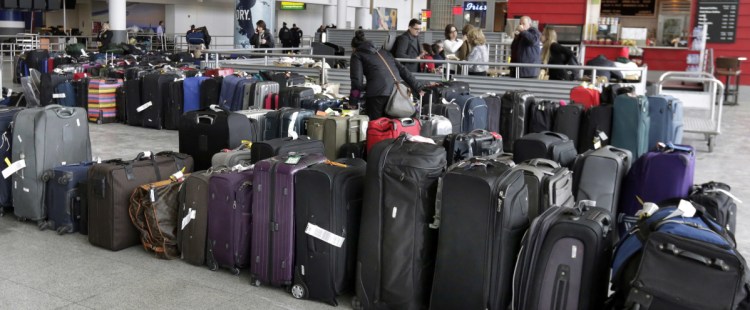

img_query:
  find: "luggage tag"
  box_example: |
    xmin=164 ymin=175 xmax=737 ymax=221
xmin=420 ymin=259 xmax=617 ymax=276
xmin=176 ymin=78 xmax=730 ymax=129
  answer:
xmin=324 ymin=160 xmax=348 ymax=168
xmin=169 ymin=167 xmax=186 ymax=182
xmin=181 ymin=208 xmax=197 ymax=230
xmin=149 ymin=187 xmax=156 ymax=202
xmin=209 ymin=105 xmax=222 ymax=112
xmin=136 ymin=101 xmax=152 ymax=112
xmin=305 ymin=223 xmax=345 ymax=247
xmin=592 ymin=137 xmax=602 ymax=149
xmin=52 ymin=93 xmax=66 ymax=99
xmin=3 ymin=158 xmax=26 ymax=179
xmin=6 ymin=89 xmax=11 ymax=97
xmin=287 ymin=112 xmax=299 ymax=140
xmin=285 ymin=154 xmax=302 ymax=165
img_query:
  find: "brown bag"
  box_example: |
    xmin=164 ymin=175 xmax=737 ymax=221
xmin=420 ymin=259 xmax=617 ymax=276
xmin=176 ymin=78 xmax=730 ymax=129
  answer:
xmin=129 ymin=176 xmax=188 ymax=259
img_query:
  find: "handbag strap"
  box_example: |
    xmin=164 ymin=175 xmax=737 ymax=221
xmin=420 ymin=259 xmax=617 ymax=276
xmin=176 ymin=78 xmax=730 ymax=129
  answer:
xmin=375 ymin=51 xmax=410 ymax=99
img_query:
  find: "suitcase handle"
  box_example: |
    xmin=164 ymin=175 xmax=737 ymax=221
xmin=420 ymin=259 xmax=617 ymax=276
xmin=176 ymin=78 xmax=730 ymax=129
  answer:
xmin=400 ymin=118 xmax=416 ymax=127
xmin=542 ymin=131 xmax=568 ymax=141
xmin=54 ymin=107 xmax=78 ymax=119
xmin=196 ymin=115 xmax=214 ymax=125
xmin=527 ymin=158 xmax=560 ymax=169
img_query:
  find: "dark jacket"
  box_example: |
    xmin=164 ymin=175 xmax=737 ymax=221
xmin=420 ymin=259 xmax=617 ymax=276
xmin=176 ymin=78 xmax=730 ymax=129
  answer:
xmin=279 ymin=26 xmax=291 ymax=44
xmin=548 ymin=43 xmax=580 ymax=81
xmin=351 ymin=41 xmax=422 ymax=98
xmin=585 ymin=55 xmax=623 ymax=81
xmin=98 ymin=30 xmax=113 ymax=51
xmin=250 ymin=31 xmax=275 ymax=48
xmin=510 ymin=27 xmax=542 ymax=78
xmin=291 ymin=27 xmax=303 ymax=46
xmin=392 ymin=31 xmax=421 ymax=72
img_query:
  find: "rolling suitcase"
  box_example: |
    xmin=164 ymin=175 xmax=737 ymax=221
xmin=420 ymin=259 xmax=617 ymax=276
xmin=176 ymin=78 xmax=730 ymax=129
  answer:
xmin=355 ymin=136 xmax=446 ymax=310
xmin=87 ymin=78 xmax=123 ymax=124
xmin=264 ymin=93 xmax=281 ymax=110
xmin=483 ymin=94 xmax=502 ymax=133
xmin=178 ymin=107 xmax=253 ymax=171
xmin=528 ymin=99 xmax=560 ymax=133
xmin=250 ymin=81 xmax=279 ymax=109
xmin=572 ymin=145 xmax=631 ymax=219
xmin=612 ymin=94 xmax=650 ymax=158
xmin=647 ymin=95 xmax=684 ymax=146
xmin=53 ymin=80 xmax=76 ymax=107
xmin=124 ymin=79 xmax=143 ymax=126
xmin=164 ymin=79 xmax=184 ymax=130
xmin=513 ymin=158 xmax=575 ymax=220
xmin=279 ymin=86 xmax=315 ymax=109
xmin=87 ymin=151 xmax=193 ymax=251
xmin=236 ymin=109 xmax=272 ymax=142
xmin=570 ymin=85 xmax=600 ymax=109
xmin=513 ymin=203 xmax=613 ymax=310
xmin=12 ymin=106 xmax=92 ymax=224
xmin=204 ymin=68 xmax=234 ymax=77
xmin=301 ymin=97 xmax=343 ymax=112
xmin=291 ymin=158 xmax=366 ymax=305
xmin=426 ymin=100 xmax=461 ymax=134
xmin=578 ymin=104 xmax=612 ymax=151
xmin=250 ymin=153 xmax=328 ymax=287
xmin=140 ymin=73 xmax=178 ymax=129
xmin=365 ymin=117 xmax=421 ymax=152
xmin=73 ymin=77 xmax=89 ymax=108
xmin=419 ymin=93 xmax=453 ymax=137
xmin=452 ymin=94 xmax=488 ymax=132
xmin=339 ymin=141 xmax=367 ymax=160
xmin=0 ymin=107 xmax=23 ymax=215
xmin=430 ymin=157 xmax=528 ymax=310
xmin=514 ymin=131 xmax=578 ymax=168
xmin=177 ymin=171 xmax=212 ymax=266
xmin=307 ymin=115 xmax=369 ymax=160
xmin=443 ymin=129 xmax=503 ymax=165
xmin=250 ymin=136 xmax=324 ymax=164
xmin=200 ymin=77 xmax=222 ymax=109
xmin=229 ymin=79 xmax=256 ymax=111
xmin=211 ymin=143 xmax=253 ymax=168
xmin=500 ymin=90 xmax=534 ymax=152
xmin=42 ymin=162 xmax=95 ymax=234
xmin=264 ymin=108 xmax=314 ymax=140
xmin=115 ymin=85 xmax=127 ymax=123
xmin=205 ymin=168 xmax=254 ymax=274
xmin=438 ymin=81 xmax=471 ymax=100
xmin=183 ymin=76 xmax=208 ymax=113
xmin=553 ymin=103 xmax=583 ymax=151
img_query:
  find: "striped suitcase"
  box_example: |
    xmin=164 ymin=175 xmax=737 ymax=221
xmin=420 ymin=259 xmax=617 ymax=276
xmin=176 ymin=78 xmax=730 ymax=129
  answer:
xmin=87 ymin=78 xmax=123 ymax=124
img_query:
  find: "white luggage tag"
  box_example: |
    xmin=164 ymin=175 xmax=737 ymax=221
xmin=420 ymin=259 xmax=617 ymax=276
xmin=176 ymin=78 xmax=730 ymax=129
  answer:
xmin=305 ymin=223 xmax=345 ymax=247
xmin=52 ymin=93 xmax=66 ymax=99
xmin=6 ymin=89 xmax=11 ymax=97
xmin=136 ymin=101 xmax=153 ymax=112
xmin=1 ymin=158 xmax=24 ymax=179
xmin=209 ymin=105 xmax=222 ymax=112
xmin=181 ymin=208 xmax=197 ymax=230
xmin=288 ymin=112 xmax=299 ymax=140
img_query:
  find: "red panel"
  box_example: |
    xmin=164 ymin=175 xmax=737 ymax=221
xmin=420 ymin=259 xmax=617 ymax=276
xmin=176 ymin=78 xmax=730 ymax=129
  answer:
xmin=507 ymin=0 xmax=587 ymax=25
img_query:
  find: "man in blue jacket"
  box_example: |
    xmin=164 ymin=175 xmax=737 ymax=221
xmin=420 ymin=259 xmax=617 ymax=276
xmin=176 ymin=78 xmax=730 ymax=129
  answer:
xmin=510 ymin=16 xmax=542 ymax=78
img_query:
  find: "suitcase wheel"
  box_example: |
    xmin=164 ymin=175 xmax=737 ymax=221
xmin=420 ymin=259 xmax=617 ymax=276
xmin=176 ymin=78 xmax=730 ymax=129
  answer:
xmin=351 ymin=296 xmax=363 ymax=310
xmin=250 ymin=275 xmax=260 ymax=287
xmin=37 ymin=220 xmax=48 ymax=231
xmin=230 ymin=267 xmax=240 ymax=276
xmin=290 ymin=283 xmax=307 ymax=299
xmin=57 ymin=225 xmax=72 ymax=235
xmin=206 ymin=254 xmax=218 ymax=271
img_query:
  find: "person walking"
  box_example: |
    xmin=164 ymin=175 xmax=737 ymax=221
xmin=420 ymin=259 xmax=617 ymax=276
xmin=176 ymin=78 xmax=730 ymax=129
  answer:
xmin=291 ymin=23 xmax=303 ymax=53
xmin=279 ymin=22 xmax=291 ymax=53
xmin=510 ymin=15 xmax=542 ymax=78
xmin=392 ymin=18 xmax=424 ymax=72
xmin=250 ymin=20 xmax=275 ymax=49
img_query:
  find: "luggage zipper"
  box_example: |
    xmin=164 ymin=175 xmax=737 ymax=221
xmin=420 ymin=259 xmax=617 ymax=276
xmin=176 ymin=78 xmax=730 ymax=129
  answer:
xmin=268 ymin=161 xmax=278 ymax=283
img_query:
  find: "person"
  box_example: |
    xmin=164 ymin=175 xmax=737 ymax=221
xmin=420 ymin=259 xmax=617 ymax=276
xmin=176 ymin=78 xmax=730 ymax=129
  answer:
xmin=540 ymin=27 xmax=579 ymax=80
xmin=97 ymin=23 xmax=113 ymax=52
xmin=510 ymin=16 xmax=542 ymax=78
xmin=186 ymin=25 xmax=206 ymax=57
xmin=392 ymin=18 xmax=424 ymax=72
xmin=455 ymin=24 xmax=475 ymax=61
xmin=156 ymin=21 xmax=164 ymax=50
xmin=350 ymin=30 xmax=423 ymax=119
xmin=465 ymin=28 xmax=489 ymax=76
xmin=443 ymin=24 xmax=463 ymax=60
xmin=279 ymin=22 xmax=291 ymax=53
xmin=291 ymin=23 xmax=303 ymax=53
xmin=250 ymin=20 xmax=275 ymax=48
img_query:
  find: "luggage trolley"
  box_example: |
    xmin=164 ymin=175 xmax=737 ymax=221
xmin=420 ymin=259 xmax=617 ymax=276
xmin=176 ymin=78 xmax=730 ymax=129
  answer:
xmin=657 ymin=71 xmax=725 ymax=152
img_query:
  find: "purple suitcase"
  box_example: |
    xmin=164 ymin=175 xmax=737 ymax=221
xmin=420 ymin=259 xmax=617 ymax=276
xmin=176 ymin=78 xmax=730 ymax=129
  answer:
xmin=250 ymin=153 xmax=327 ymax=287
xmin=205 ymin=169 xmax=254 ymax=275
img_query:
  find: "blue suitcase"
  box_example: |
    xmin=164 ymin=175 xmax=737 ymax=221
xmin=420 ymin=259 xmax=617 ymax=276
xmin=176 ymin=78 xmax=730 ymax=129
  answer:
xmin=0 ymin=107 xmax=23 ymax=215
xmin=612 ymin=94 xmax=649 ymax=158
xmin=183 ymin=76 xmax=208 ymax=113
xmin=53 ymin=81 xmax=76 ymax=107
xmin=42 ymin=162 xmax=95 ymax=234
xmin=219 ymin=75 xmax=243 ymax=111
xmin=453 ymin=94 xmax=488 ymax=132
xmin=647 ymin=95 xmax=683 ymax=146
xmin=230 ymin=79 xmax=256 ymax=111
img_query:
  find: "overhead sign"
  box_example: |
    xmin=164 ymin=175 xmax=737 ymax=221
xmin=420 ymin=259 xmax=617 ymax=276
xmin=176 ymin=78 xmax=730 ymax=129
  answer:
xmin=696 ymin=0 xmax=738 ymax=43
xmin=464 ymin=2 xmax=487 ymax=11
xmin=601 ymin=0 xmax=656 ymax=16
xmin=280 ymin=2 xmax=305 ymax=10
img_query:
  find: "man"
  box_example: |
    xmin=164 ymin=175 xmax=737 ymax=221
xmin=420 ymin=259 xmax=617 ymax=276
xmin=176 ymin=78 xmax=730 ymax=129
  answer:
xmin=510 ymin=16 xmax=542 ymax=78
xmin=250 ymin=20 xmax=274 ymax=48
xmin=291 ymin=23 xmax=303 ymax=53
xmin=279 ymin=22 xmax=291 ymax=53
xmin=156 ymin=21 xmax=164 ymax=50
xmin=392 ymin=18 xmax=425 ymax=72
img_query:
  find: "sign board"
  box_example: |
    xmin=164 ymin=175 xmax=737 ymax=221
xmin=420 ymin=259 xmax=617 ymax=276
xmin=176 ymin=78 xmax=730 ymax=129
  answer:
xmin=696 ymin=0 xmax=738 ymax=43
xmin=601 ymin=0 xmax=656 ymax=16
xmin=234 ymin=0 xmax=276 ymax=48
xmin=464 ymin=1 xmax=487 ymax=11
xmin=280 ymin=1 xmax=305 ymax=10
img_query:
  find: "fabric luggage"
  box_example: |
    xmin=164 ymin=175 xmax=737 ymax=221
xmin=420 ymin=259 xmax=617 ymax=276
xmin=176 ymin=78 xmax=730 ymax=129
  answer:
xmin=200 ymin=76 xmax=222 ymax=108
xmin=12 ymin=106 xmax=91 ymax=223
xmin=87 ymin=151 xmax=193 ymax=251
xmin=484 ymin=94 xmax=503 ymax=133
xmin=514 ymin=131 xmax=578 ymax=168
xmin=513 ymin=158 xmax=574 ymax=219
xmin=647 ymin=95 xmax=684 ymax=146
xmin=572 ymin=145 xmax=631 ymax=218
xmin=452 ymin=94 xmax=488 ymax=132
xmin=177 ymin=171 xmax=212 ymax=266
xmin=178 ymin=107 xmax=254 ymax=171
xmin=43 ymin=162 xmax=95 ymax=234
xmin=365 ymin=117 xmax=421 ymax=152
xmin=307 ymin=115 xmax=369 ymax=160
xmin=53 ymin=80 xmax=76 ymax=107
xmin=437 ymin=81 xmax=471 ymax=100
xmin=211 ymin=143 xmax=253 ymax=168
xmin=690 ymin=181 xmax=739 ymax=233
xmin=570 ymin=85 xmax=600 ymax=109
xmin=183 ymin=76 xmax=208 ymax=113
xmin=140 ymin=73 xmax=178 ymax=129
xmin=513 ymin=203 xmax=613 ymax=310
xmin=115 ymin=86 xmax=127 ymax=123
xmin=279 ymin=86 xmax=315 ymax=109
xmin=87 ymin=78 xmax=123 ymax=124
xmin=300 ymin=96 xmax=343 ymax=112
xmin=355 ymin=136 xmax=446 ymax=310
xmin=291 ymin=158 xmax=365 ymax=305
xmin=339 ymin=141 xmax=367 ymax=160
xmin=601 ymin=84 xmax=635 ymax=105
xmin=553 ymin=103 xmax=583 ymax=151
xmin=430 ymin=157 xmax=527 ymax=310
xmin=0 ymin=107 xmax=22 ymax=215
xmin=578 ymin=104 xmax=612 ymax=151
xmin=164 ymin=79 xmax=184 ymax=130
xmin=205 ymin=168 xmax=253 ymax=274
xmin=249 ymin=153 xmax=327 ymax=287
xmin=612 ymin=94 xmax=650 ymax=158
xmin=236 ymin=109 xmax=272 ymax=142
xmin=124 ymin=79 xmax=143 ymax=126
xmin=443 ymin=129 xmax=503 ymax=165
xmin=229 ymin=79 xmax=256 ymax=111
xmin=250 ymin=81 xmax=279 ymax=109
xmin=528 ymin=99 xmax=560 ymax=133
xmin=250 ymin=136 xmax=324 ymax=164
xmin=129 ymin=178 xmax=186 ymax=259
xmin=500 ymin=90 xmax=534 ymax=152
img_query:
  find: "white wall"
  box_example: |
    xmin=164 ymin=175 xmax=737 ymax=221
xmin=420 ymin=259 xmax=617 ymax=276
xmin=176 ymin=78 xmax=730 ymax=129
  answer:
xmin=276 ymin=4 xmax=325 ymax=35
xmin=275 ymin=0 xmax=427 ymax=31
xmin=166 ymin=3 xmax=235 ymax=36
xmin=44 ymin=10 xmax=79 ymax=29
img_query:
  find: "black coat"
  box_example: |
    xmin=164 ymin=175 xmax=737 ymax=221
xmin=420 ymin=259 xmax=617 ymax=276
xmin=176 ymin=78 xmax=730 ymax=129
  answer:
xmin=351 ymin=41 xmax=422 ymax=98
xmin=291 ymin=27 xmax=303 ymax=46
xmin=585 ymin=55 xmax=623 ymax=81
xmin=250 ymin=31 xmax=275 ymax=48
xmin=279 ymin=26 xmax=291 ymax=44
xmin=510 ymin=27 xmax=542 ymax=78
xmin=547 ymin=43 xmax=580 ymax=81
xmin=392 ymin=32 xmax=421 ymax=72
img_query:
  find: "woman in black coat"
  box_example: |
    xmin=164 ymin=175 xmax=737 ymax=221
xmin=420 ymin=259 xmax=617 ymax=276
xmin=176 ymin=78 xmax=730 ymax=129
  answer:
xmin=541 ymin=28 xmax=580 ymax=80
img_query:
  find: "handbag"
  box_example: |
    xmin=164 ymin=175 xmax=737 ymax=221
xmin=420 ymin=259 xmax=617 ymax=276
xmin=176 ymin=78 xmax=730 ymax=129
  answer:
xmin=376 ymin=51 xmax=416 ymax=118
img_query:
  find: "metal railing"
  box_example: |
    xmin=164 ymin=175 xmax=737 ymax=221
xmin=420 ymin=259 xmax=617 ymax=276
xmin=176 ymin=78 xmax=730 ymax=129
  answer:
xmin=172 ymin=33 xmax=315 ymax=54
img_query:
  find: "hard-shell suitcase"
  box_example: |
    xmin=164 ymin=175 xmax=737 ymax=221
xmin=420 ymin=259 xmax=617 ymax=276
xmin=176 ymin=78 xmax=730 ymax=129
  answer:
xmin=528 ymin=99 xmax=560 ymax=133
xmin=419 ymin=93 xmax=453 ymax=137
xmin=87 ymin=151 xmax=193 ymax=251
xmin=612 ymin=94 xmax=650 ymax=158
xmin=453 ymin=94 xmax=488 ymax=132
xmin=514 ymin=131 xmax=578 ymax=168
xmin=12 ymin=106 xmax=92 ymax=223
xmin=124 ymin=79 xmax=143 ymax=126
xmin=183 ymin=76 xmax=209 ymax=113
xmin=647 ymin=95 xmax=684 ymax=146
xmin=205 ymin=168 xmax=253 ymax=274
xmin=73 ymin=77 xmax=89 ymax=108
xmin=500 ymin=90 xmax=534 ymax=152
xmin=250 ymin=136 xmax=325 ymax=164
xmin=250 ymin=153 xmax=328 ymax=287
xmin=250 ymin=81 xmax=279 ymax=109
xmin=164 ymin=79 xmax=184 ymax=130
xmin=443 ymin=129 xmax=503 ymax=165
xmin=572 ymin=145 xmax=631 ymax=218
xmin=291 ymin=158 xmax=366 ymax=305
xmin=200 ymin=76 xmax=222 ymax=109
xmin=0 ymin=107 xmax=23 ymax=215
xmin=513 ymin=204 xmax=613 ymax=310
xmin=553 ymin=103 xmax=583 ymax=151
xmin=513 ymin=158 xmax=575 ymax=219
xmin=355 ymin=137 xmax=446 ymax=310
xmin=483 ymin=94 xmax=503 ymax=133
xmin=178 ymin=107 xmax=253 ymax=171
xmin=87 ymin=78 xmax=123 ymax=124
xmin=307 ymin=115 xmax=369 ymax=160
xmin=570 ymin=85 xmax=600 ymax=109
xmin=430 ymin=157 xmax=528 ymax=310
xmin=177 ymin=171 xmax=212 ymax=266
xmin=264 ymin=108 xmax=314 ymax=140
xmin=365 ymin=117 xmax=421 ymax=152
xmin=578 ymin=104 xmax=612 ymax=152
xmin=264 ymin=93 xmax=280 ymax=110
xmin=236 ymin=109 xmax=272 ymax=142
xmin=428 ymin=100 xmax=463 ymax=134
xmin=279 ymin=86 xmax=315 ymax=109
xmin=43 ymin=162 xmax=95 ymax=234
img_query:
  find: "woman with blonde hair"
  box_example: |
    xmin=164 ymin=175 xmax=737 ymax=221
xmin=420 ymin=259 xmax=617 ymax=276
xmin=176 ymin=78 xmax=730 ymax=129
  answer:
xmin=97 ymin=23 xmax=113 ymax=52
xmin=465 ymin=28 xmax=489 ymax=76
xmin=541 ymin=27 xmax=579 ymax=80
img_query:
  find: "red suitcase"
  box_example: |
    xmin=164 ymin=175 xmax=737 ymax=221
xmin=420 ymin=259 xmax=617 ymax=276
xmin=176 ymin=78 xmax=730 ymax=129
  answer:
xmin=205 ymin=68 xmax=235 ymax=77
xmin=570 ymin=85 xmax=601 ymax=110
xmin=366 ymin=117 xmax=421 ymax=152
xmin=264 ymin=93 xmax=280 ymax=110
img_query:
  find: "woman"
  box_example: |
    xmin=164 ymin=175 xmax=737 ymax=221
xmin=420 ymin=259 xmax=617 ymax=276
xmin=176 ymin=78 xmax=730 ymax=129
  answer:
xmin=541 ymin=27 xmax=579 ymax=80
xmin=349 ymin=30 xmax=423 ymax=119
xmin=455 ymin=24 xmax=476 ymax=61
xmin=465 ymin=28 xmax=489 ymax=76
xmin=443 ymin=24 xmax=462 ymax=60
xmin=250 ymin=20 xmax=275 ymax=48
xmin=97 ymin=23 xmax=113 ymax=52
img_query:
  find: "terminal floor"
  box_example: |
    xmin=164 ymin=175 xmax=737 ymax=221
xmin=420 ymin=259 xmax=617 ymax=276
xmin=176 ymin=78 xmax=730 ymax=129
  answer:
xmin=1 ymin=67 xmax=749 ymax=308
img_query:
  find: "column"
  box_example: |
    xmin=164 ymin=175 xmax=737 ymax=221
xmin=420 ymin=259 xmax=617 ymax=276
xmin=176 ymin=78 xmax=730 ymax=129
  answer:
xmin=108 ymin=0 xmax=127 ymax=45
xmin=355 ymin=7 xmax=370 ymax=29
xmin=323 ymin=5 xmax=336 ymax=27
xmin=336 ymin=0 xmax=347 ymax=29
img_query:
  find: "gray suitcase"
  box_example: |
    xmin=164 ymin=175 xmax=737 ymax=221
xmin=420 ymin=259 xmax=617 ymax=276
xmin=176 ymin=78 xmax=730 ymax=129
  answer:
xmin=307 ymin=114 xmax=369 ymax=160
xmin=420 ymin=93 xmax=453 ymax=136
xmin=211 ymin=144 xmax=253 ymax=168
xmin=236 ymin=109 xmax=273 ymax=142
xmin=12 ymin=105 xmax=92 ymax=223
xmin=513 ymin=158 xmax=575 ymax=220
xmin=250 ymin=81 xmax=279 ymax=109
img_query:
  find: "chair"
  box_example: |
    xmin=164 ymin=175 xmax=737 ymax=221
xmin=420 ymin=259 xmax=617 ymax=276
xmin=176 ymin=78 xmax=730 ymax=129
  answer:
xmin=715 ymin=56 xmax=742 ymax=105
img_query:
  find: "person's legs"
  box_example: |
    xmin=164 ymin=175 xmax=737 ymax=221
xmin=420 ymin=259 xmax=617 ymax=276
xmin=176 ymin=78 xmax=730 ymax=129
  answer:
xmin=365 ymin=96 xmax=389 ymax=119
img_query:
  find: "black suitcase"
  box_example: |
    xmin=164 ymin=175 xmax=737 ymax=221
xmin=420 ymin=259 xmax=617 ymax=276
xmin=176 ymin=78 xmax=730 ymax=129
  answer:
xmin=512 ymin=158 xmax=575 ymax=220
xmin=484 ymin=94 xmax=502 ymax=133
xmin=250 ymin=136 xmax=325 ymax=164
xmin=513 ymin=203 xmax=613 ymax=310
xmin=140 ymin=73 xmax=173 ymax=129
xmin=354 ymin=137 xmax=446 ymax=310
xmin=338 ymin=141 xmax=367 ymax=160
xmin=514 ymin=131 xmax=578 ymax=168
xmin=279 ymin=86 xmax=315 ymax=109
xmin=178 ymin=108 xmax=253 ymax=171
xmin=200 ymin=77 xmax=222 ymax=109
xmin=553 ymin=103 xmax=584 ymax=151
xmin=443 ymin=129 xmax=503 ymax=165
xmin=500 ymin=90 xmax=534 ymax=152
xmin=264 ymin=108 xmax=314 ymax=140
xmin=72 ymin=78 xmax=89 ymax=109
xmin=440 ymin=81 xmax=471 ymax=100
xmin=115 ymin=85 xmax=127 ymax=123
xmin=427 ymin=101 xmax=462 ymax=134
xmin=292 ymin=159 xmax=366 ymax=306
xmin=572 ymin=145 xmax=631 ymax=217
xmin=164 ymin=80 xmax=184 ymax=130
xmin=124 ymin=79 xmax=143 ymax=126
xmin=177 ymin=171 xmax=212 ymax=266
xmin=578 ymin=104 xmax=613 ymax=152
xmin=430 ymin=157 xmax=529 ymax=310
xmin=528 ymin=99 xmax=560 ymax=133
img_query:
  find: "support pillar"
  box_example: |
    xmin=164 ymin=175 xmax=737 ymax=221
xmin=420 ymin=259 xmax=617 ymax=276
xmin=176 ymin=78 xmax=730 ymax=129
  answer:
xmin=336 ymin=0 xmax=347 ymax=29
xmin=323 ymin=5 xmax=336 ymax=27
xmin=355 ymin=7 xmax=370 ymax=29
xmin=108 ymin=0 xmax=127 ymax=45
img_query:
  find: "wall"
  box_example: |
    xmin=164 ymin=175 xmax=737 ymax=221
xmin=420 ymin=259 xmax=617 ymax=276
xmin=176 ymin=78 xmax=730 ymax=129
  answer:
xmin=90 ymin=2 xmax=165 ymax=31
xmin=276 ymin=0 xmax=426 ymax=31
xmin=44 ymin=10 xmax=78 ymax=29
xmin=276 ymin=3 xmax=325 ymax=35
xmin=693 ymin=0 xmax=750 ymax=85
xmin=507 ymin=0 xmax=587 ymax=26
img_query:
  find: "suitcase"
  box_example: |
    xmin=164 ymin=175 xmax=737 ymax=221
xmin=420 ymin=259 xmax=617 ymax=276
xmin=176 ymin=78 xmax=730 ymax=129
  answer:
xmin=553 ymin=103 xmax=583 ymax=151
xmin=250 ymin=153 xmax=328 ymax=287
xmin=205 ymin=168 xmax=254 ymax=274
xmin=183 ymin=76 xmax=209 ymax=113
xmin=365 ymin=117 xmax=421 ymax=153
xmin=164 ymin=79 xmax=184 ymax=130
xmin=306 ymin=115 xmax=369 ymax=160
xmin=578 ymin=104 xmax=612 ymax=152
xmin=211 ymin=144 xmax=253 ymax=168
xmin=513 ymin=158 xmax=575 ymax=219
xmin=430 ymin=157 xmax=527 ymax=310
xmin=0 ymin=107 xmax=23 ymax=215
xmin=250 ymin=81 xmax=279 ymax=109
xmin=279 ymin=86 xmax=315 ymax=109
xmin=355 ymin=137 xmax=446 ymax=310
xmin=268 ymin=72 xmax=306 ymax=87
xmin=53 ymin=80 xmax=76 ymax=107
xmin=438 ymin=81 xmax=471 ymax=100
xmin=204 ymin=68 xmax=234 ymax=77
xmin=428 ymin=100 xmax=462 ymax=134
xmin=301 ymin=97 xmax=343 ymax=112
xmin=572 ymin=145 xmax=631 ymax=219
xmin=601 ymin=84 xmax=634 ymax=105
xmin=250 ymin=136 xmax=325 ymax=164
xmin=178 ymin=107 xmax=254 ymax=171
xmin=647 ymin=95 xmax=684 ymax=146
xmin=230 ymin=79 xmax=256 ymax=112
xmin=87 ymin=78 xmax=123 ymax=124
xmin=528 ymin=99 xmax=560 ymax=133
xmin=124 ymin=79 xmax=143 ymax=126
xmin=500 ymin=90 xmax=534 ymax=152
xmin=87 ymin=151 xmax=193 ymax=251
xmin=612 ymin=94 xmax=650 ymax=159
xmin=177 ymin=171 xmax=212 ymax=266
xmin=339 ymin=141 xmax=367 ymax=160
xmin=219 ymin=75 xmax=244 ymax=111
xmin=141 ymin=73 xmax=178 ymax=129
xmin=291 ymin=158 xmax=366 ymax=305
xmin=42 ymin=162 xmax=95 ymax=234
xmin=264 ymin=108 xmax=314 ymax=140
xmin=514 ymin=131 xmax=578 ymax=168
xmin=570 ymin=85 xmax=600 ymax=109
xmin=115 ymin=86 xmax=127 ymax=123
xmin=12 ymin=106 xmax=92 ymax=223
xmin=264 ymin=93 xmax=281 ymax=110
xmin=73 ymin=78 xmax=90 ymax=108
xmin=443 ymin=129 xmax=503 ymax=165
xmin=129 ymin=178 xmax=186 ymax=259
xmin=690 ymin=181 xmax=738 ymax=233
xmin=419 ymin=93 xmax=453 ymax=137
xmin=452 ymin=94 xmax=488 ymax=132
xmin=236 ymin=109 xmax=272 ymax=142
xmin=200 ymin=76 xmax=222 ymax=108
xmin=513 ymin=204 xmax=613 ymax=310
xmin=484 ymin=94 xmax=502 ymax=133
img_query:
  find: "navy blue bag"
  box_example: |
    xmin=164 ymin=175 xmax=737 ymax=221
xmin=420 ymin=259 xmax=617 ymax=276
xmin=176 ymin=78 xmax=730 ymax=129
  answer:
xmin=186 ymin=32 xmax=205 ymax=45
xmin=53 ymin=81 xmax=77 ymax=107
xmin=218 ymin=75 xmax=243 ymax=111
xmin=41 ymin=162 xmax=96 ymax=234
xmin=452 ymin=94 xmax=488 ymax=132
